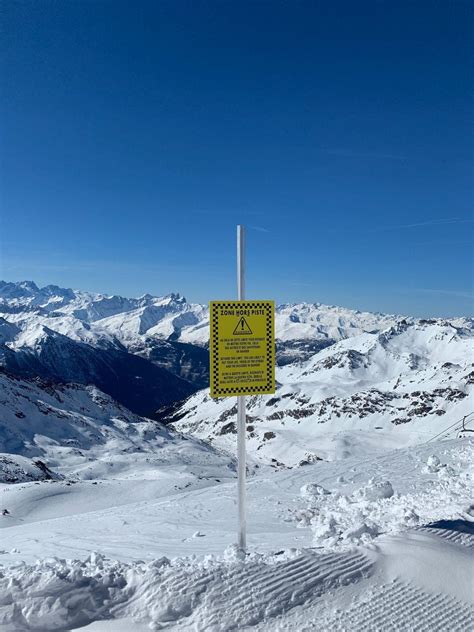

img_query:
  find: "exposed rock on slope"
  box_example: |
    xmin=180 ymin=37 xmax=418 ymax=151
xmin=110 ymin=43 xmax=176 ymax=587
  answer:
xmin=0 ymin=453 xmax=60 ymax=483
xmin=168 ymin=321 xmax=474 ymax=466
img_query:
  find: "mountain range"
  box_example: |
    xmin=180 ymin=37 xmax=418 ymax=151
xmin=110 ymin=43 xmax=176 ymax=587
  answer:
xmin=0 ymin=280 xmax=472 ymax=468
xmin=0 ymin=280 xmax=411 ymax=415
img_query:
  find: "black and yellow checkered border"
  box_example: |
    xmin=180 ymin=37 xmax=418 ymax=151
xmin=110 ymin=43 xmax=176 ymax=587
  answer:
xmin=210 ymin=300 xmax=275 ymax=398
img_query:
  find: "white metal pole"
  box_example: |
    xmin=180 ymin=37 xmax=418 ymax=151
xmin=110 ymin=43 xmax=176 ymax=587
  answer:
xmin=237 ymin=225 xmax=247 ymax=551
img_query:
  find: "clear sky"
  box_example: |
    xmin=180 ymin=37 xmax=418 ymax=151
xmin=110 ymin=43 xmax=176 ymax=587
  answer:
xmin=1 ymin=1 xmax=472 ymax=317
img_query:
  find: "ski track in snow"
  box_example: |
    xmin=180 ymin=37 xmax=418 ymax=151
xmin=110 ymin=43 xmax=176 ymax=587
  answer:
xmin=0 ymin=529 xmax=473 ymax=631
xmin=318 ymin=581 xmax=473 ymax=632
xmin=418 ymin=526 xmax=474 ymax=548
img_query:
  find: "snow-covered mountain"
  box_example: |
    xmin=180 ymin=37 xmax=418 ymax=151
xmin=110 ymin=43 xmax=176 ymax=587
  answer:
xmin=0 ymin=280 xmax=410 ymax=417
xmin=0 ymin=281 xmax=205 ymax=339
xmin=0 ymin=368 xmax=234 ymax=484
xmin=1 ymin=280 xmax=472 ymax=463
xmin=168 ymin=320 xmax=474 ymax=466
xmin=0 ymin=324 xmax=196 ymax=417
xmin=0 ymin=283 xmax=213 ymax=415
xmin=0 ymin=280 xmax=405 ymax=352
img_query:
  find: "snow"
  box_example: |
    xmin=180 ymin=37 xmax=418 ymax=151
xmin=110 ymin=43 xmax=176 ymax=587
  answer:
xmin=0 ymin=440 xmax=471 ymax=630
xmin=0 ymin=371 xmax=234 ymax=489
xmin=0 ymin=283 xmax=208 ymax=350
xmin=0 ymin=281 xmax=404 ymax=351
xmin=274 ymin=302 xmax=401 ymax=343
xmin=2 ymin=538 xmax=470 ymax=631
xmin=0 ymin=281 xmax=473 ymax=630
xmin=380 ymin=529 xmax=473 ymax=604
xmin=0 ymin=421 xmax=472 ymax=630
xmin=171 ymin=320 xmax=473 ymax=467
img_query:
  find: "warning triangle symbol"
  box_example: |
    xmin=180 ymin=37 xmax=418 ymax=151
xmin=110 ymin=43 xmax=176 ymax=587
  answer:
xmin=233 ymin=316 xmax=253 ymax=335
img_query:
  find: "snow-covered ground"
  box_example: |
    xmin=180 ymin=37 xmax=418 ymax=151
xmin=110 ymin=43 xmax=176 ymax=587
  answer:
xmin=0 ymin=438 xmax=472 ymax=630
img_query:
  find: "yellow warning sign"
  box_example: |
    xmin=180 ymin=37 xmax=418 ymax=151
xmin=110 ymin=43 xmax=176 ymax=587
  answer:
xmin=209 ymin=300 xmax=275 ymax=398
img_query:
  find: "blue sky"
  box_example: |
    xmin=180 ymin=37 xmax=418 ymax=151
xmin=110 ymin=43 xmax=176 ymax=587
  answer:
xmin=1 ymin=1 xmax=472 ymax=316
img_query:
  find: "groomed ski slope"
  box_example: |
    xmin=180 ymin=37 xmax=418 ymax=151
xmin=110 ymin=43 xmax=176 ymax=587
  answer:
xmin=3 ymin=528 xmax=472 ymax=632
xmin=0 ymin=438 xmax=472 ymax=631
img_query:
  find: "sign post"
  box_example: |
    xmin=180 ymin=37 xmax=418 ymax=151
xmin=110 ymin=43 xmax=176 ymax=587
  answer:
xmin=236 ymin=225 xmax=246 ymax=551
xmin=209 ymin=225 xmax=275 ymax=552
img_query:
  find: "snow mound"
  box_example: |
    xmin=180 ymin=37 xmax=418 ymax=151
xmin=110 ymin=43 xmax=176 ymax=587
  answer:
xmin=425 ymin=454 xmax=442 ymax=472
xmin=293 ymin=452 xmax=473 ymax=548
xmin=356 ymin=479 xmax=394 ymax=501
xmin=300 ymin=483 xmax=330 ymax=500
xmin=0 ymin=549 xmax=372 ymax=631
